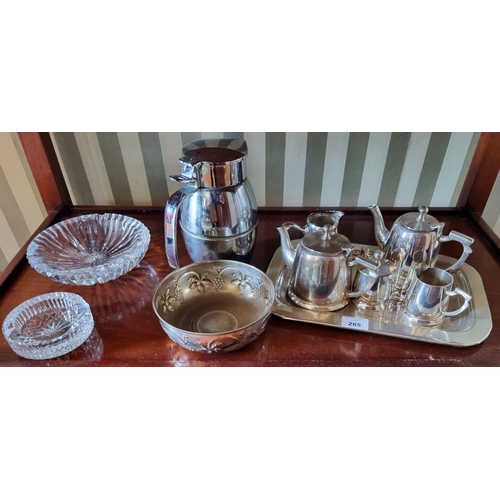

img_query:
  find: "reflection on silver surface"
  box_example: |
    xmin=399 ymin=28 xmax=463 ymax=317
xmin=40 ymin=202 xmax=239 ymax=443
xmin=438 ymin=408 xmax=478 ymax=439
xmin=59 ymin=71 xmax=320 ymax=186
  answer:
xmin=267 ymin=242 xmax=492 ymax=347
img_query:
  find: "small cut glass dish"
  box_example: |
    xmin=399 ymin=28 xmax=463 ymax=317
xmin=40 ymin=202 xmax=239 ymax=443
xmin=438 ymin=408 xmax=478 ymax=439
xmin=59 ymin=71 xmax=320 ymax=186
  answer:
xmin=26 ymin=213 xmax=151 ymax=285
xmin=2 ymin=292 xmax=94 ymax=360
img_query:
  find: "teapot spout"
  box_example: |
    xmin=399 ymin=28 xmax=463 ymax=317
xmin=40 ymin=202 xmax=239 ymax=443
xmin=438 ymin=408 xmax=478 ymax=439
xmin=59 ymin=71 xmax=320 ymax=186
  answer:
xmin=368 ymin=204 xmax=390 ymax=249
xmin=277 ymin=222 xmax=300 ymax=268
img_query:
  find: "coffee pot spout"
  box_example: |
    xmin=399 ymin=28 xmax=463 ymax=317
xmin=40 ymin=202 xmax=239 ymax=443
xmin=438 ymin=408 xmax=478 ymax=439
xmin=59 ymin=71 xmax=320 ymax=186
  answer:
xmin=368 ymin=204 xmax=390 ymax=249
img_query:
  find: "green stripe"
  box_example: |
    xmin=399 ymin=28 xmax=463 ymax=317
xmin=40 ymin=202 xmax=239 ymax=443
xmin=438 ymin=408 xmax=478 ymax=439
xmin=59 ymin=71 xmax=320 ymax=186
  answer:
xmin=96 ymin=133 xmax=133 ymax=205
xmin=181 ymin=132 xmax=202 ymax=146
xmin=0 ymin=247 xmax=8 ymax=271
xmin=52 ymin=132 xmax=95 ymax=204
xmin=303 ymin=132 xmax=328 ymax=206
xmin=340 ymin=132 xmax=370 ymax=206
xmin=265 ymin=132 xmax=286 ymax=206
xmin=377 ymin=132 xmax=411 ymax=206
xmin=223 ymin=132 xmax=244 ymax=139
xmin=138 ymin=132 xmax=170 ymax=205
xmin=451 ymin=132 xmax=481 ymax=207
xmin=412 ymin=132 xmax=452 ymax=206
xmin=0 ymin=163 xmax=31 ymax=246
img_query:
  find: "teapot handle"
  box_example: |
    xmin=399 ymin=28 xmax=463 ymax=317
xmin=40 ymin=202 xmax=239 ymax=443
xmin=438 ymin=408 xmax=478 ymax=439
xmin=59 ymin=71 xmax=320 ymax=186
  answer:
xmin=165 ymin=185 xmax=197 ymax=269
xmin=439 ymin=230 xmax=474 ymax=272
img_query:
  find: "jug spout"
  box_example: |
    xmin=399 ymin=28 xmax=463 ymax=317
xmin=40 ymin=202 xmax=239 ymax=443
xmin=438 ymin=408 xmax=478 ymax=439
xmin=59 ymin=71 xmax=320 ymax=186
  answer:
xmin=277 ymin=223 xmax=299 ymax=268
xmin=368 ymin=204 xmax=390 ymax=249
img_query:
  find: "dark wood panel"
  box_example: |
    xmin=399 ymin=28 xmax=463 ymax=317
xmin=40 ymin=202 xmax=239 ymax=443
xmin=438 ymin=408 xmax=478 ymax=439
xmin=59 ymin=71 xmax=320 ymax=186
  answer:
xmin=462 ymin=132 xmax=500 ymax=214
xmin=1 ymin=208 xmax=498 ymax=367
xmin=17 ymin=132 xmax=72 ymax=212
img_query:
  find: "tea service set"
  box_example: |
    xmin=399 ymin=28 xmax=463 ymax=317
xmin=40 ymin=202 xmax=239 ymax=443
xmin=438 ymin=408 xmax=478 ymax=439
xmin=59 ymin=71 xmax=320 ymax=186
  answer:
xmin=277 ymin=206 xmax=474 ymax=328
xmin=2 ymin=138 xmax=479 ymax=359
xmin=164 ymin=138 xmax=475 ymax=330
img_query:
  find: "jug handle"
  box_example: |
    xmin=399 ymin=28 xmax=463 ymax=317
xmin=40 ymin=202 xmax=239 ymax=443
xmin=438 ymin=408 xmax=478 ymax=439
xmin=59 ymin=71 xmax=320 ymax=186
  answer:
xmin=439 ymin=230 xmax=474 ymax=272
xmin=442 ymin=288 xmax=472 ymax=317
xmin=165 ymin=185 xmax=197 ymax=269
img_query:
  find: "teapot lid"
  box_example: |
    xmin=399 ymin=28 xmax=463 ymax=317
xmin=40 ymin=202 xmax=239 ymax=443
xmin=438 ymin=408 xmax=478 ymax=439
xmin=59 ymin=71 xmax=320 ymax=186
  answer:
xmin=400 ymin=206 xmax=440 ymax=231
xmin=302 ymin=225 xmax=352 ymax=255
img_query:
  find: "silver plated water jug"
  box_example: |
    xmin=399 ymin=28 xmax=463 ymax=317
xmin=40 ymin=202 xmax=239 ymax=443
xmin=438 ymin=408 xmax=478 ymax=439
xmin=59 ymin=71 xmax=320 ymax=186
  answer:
xmin=165 ymin=139 xmax=258 ymax=269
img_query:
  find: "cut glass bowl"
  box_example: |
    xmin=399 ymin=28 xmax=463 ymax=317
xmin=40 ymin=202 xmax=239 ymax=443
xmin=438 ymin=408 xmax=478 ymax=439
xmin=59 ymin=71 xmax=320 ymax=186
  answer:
xmin=2 ymin=292 xmax=94 ymax=360
xmin=26 ymin=213 xmax=151 ymax=285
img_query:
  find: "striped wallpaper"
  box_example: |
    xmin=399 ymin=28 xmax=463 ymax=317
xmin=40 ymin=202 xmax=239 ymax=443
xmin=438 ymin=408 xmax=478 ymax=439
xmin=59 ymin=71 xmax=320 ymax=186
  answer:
xmin=50 ymin=132 xmax=480 ymax=209
xmin=2 ymin=131 xmax=500 ymax=273
xmin=0 ymin=132 xmax=47 ymax=272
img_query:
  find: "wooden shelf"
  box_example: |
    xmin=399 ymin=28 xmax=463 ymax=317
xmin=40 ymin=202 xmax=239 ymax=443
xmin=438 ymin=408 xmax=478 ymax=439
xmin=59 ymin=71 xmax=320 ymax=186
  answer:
xmin=1 ymin=207 xmax=499 ymax=366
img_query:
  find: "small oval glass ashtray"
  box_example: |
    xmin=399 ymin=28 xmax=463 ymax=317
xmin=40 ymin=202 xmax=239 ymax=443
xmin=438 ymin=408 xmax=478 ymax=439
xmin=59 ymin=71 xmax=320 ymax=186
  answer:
xmin=2 ymin=292 xmax=94 ymax=360
xmin=26 ymin=213 xmax=151 ymax=285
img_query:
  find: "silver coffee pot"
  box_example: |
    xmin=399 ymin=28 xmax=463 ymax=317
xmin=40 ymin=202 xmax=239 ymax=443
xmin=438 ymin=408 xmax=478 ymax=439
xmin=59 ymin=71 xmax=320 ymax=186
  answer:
xmin=165 ymin=139 xmax=258 ymax=269
xmin=368 ymin=205 xmax=474 ymax=274
xmin=277 ymin=217 xmax=380 ymax=312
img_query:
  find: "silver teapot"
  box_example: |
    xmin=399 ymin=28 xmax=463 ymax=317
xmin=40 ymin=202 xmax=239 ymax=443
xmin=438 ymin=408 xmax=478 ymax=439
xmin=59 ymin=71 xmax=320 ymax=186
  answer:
xmin=165 ymin=139 xmax=258 ymax=268
xmin=277 ymin=216 xmax=380 ymax=312
xmin=368 ymin=205 xmax=474 ymax=274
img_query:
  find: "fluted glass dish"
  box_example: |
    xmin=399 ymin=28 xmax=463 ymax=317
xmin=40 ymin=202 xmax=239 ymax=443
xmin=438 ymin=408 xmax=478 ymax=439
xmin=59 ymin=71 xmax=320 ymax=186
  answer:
xmin=2 ymin=292 xmax=94 ymax=360
xmin=26 ymin=213 xmax=151 ymax=285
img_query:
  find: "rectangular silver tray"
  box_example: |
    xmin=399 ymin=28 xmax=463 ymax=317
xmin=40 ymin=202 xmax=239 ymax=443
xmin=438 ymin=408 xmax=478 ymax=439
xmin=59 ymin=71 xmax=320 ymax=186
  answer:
xmin=266 ymin=242 xmax=492 ymax=347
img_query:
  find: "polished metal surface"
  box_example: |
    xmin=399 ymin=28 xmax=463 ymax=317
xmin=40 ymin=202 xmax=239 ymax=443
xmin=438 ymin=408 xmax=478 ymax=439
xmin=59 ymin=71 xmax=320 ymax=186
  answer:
xmin=267 ymin=242 xmax=492 ymax=347
xmin=152 ymin=260 xmax=274 ymax=353
xmin=165 ymin=140 xmax=258 ymax=269
xmin=277 ymin=223 xmax=379 ymax=312
xmin=369 ymin=204 xmax=474 ymax=275
xmin=403 ymin=267 xmax=472 ymax=326
xmin=353 ymin=251 xmax=394 ymax=311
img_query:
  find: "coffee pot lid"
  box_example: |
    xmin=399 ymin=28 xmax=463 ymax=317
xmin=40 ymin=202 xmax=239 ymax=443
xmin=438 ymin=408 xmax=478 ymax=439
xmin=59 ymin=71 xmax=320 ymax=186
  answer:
xmin=302 ymin=225 xmax=352 ymax=255
xmin=400 ymin=206 xmax=440 ymax=231
xmin=182 ymin=138 xmax=247 ymax=164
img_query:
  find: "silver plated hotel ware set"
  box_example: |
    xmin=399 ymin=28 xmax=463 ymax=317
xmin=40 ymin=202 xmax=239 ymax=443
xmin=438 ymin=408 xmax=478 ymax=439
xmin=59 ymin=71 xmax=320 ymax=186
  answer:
xmin=3 ymin=139 xmax=492 ymax=358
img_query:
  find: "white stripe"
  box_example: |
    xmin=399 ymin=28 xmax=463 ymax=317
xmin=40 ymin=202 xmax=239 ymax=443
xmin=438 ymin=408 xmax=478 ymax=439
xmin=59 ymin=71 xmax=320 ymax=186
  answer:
xmin=0 ymin=133 xmax=45 ymax=233
xmin=431 ymin=132 xmax=474 ymax=207
xmin=0 ymin=207 xmax=20 ymax=262
xmin=158 ymin=132 xmax=184 ymax=197
xmin=283 ymin=132 xmax=307 ymax=207
xmin=244 ymin=133 xmax=266 ymax=206
xmin=117 ymin=132 xmax=152 ymax=205
xmin=320 ymin=132 xmax=350 ymax=207
xmin=493 ymin=214 xmax=500 ymax=238
xmin=357 ymin=132 xmax=392 ymax=206
xmin=394 ymin=132 xmax=432 ymax=207
xmin=482 ymin=169 xmax=500 ymax=230
xmin=74 ymin=132 xmax=115 ymax=205
xmin=10 ymin=133 xmax=46 ymax=215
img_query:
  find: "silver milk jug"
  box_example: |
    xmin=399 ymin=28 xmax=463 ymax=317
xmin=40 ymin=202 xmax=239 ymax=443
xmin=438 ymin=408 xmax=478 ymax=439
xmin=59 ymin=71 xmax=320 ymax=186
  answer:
xmin=165 ymin=139 xmax=258 ymax=269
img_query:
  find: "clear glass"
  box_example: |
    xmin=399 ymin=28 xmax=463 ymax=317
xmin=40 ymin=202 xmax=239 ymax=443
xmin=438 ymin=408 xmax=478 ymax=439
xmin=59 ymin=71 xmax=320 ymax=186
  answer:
xmin=26 ymin=213 xmax=151 ymax=285
xmin=2 ymin=292 xmax=94 ymax=360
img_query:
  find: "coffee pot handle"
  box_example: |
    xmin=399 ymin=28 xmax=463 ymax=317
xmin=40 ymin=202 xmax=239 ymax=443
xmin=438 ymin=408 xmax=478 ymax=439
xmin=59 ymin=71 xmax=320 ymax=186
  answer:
xmin=165 ymin=185 xmax=197 ymax=269
xmin=440 ymin=230 xmax=474 ymax=272
xmin=442 ymin=287 xmax=472 ymax=317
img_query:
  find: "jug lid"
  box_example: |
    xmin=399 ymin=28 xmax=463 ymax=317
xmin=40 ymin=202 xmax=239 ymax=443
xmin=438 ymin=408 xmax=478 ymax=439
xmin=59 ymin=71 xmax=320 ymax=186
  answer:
xmin=182 ymin=138 xmax=247 ymax=163
xmin=302 ymin=225 xmax=352 ymax=255
xmin=400 ymin=206 xmax=440 ymax=231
